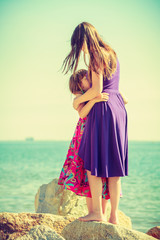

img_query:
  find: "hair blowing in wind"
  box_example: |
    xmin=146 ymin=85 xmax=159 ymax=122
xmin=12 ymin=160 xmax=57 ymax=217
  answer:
xmin=62 ymin=22 xmax=118 ymax=82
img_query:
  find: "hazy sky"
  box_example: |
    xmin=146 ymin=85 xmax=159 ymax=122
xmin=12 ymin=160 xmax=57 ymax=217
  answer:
xmin=0 ymin=0 xmax=160 ymax=141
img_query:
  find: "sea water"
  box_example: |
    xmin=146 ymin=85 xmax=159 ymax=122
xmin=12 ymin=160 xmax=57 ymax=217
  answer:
xmin=0 ymin=140 xmax=160 ymax=233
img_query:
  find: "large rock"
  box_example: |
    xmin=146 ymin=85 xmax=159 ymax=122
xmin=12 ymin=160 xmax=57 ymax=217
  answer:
xmin=61 ymin=219 xmax=157 ymax=240
xmin=35 ymin=178 xmax=88 ymax=217
xmin=16 ymin=224 xmax=65 ymax=240
xmin=35 ymin=178 xmax=132 ymax=229
xmin=146 ymin=226 xmax=160 ymax=239
xmin=0 ymin=212 xmax=76 ymax=240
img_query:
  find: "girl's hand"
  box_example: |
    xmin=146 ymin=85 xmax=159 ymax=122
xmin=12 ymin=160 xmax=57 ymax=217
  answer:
xmin=94 ymin=93 xmax=109 ymax=103
xmin=119 ymin=91 xmax=128 ymax=104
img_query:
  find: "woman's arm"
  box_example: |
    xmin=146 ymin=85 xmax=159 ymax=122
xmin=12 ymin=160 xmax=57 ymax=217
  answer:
xmin=73 ymin=69 xmax=103 ymax=110
xmin=76 ymin=92 xmax=109 ymax=118
xmin=120 ymin=91 xmax=128 ymax=104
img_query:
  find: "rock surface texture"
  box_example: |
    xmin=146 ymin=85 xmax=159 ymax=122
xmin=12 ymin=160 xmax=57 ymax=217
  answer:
xmin=61 ymin=219 xmax=157 ymax=240
xmin=16 ymin=224 xmax=65 ymax=240
xmin=0 ymin=212 xmax=76 ymax=240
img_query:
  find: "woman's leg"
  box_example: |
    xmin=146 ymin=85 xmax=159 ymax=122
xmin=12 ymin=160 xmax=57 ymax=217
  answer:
xmin=86 ymin=193 xmax=109 ymax=218
xmin=108 ymin=176 xmax=121 ymax=224
xmin=79 ymin=170 xmax=106 ymax=222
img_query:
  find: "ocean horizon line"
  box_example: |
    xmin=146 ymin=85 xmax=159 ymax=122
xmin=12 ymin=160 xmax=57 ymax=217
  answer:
xmin=0 ymin=139 xmax=160 ymax=143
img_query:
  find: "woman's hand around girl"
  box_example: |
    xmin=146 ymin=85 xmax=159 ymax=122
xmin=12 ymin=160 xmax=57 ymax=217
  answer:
xmin=93 ymin=92 xmax=109 ymax=103
xmin=73 ymin=92 xmax=109 ymax=109
xmin=74 ymin=93 xmax=109 ymax=119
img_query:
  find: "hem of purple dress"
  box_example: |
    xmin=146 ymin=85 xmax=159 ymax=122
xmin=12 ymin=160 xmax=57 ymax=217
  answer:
xmin=84 ymin=167 xmax=128 ymax=178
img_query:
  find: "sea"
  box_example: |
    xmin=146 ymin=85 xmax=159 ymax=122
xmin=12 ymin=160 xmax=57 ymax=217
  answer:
xmin=0 ymin=140 xmax=160 ymax=234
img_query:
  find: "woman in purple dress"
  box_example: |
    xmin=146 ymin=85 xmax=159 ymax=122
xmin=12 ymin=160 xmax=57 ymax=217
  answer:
xmin=62 ymin=22 xmax=128 ymax=224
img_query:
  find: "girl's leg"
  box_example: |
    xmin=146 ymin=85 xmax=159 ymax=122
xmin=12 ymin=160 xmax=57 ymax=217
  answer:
xmin=102 ymin=198 xmax=109 ymax=218
xmin=101 ymin=178 xmax=109 ymax=218
xmin=108 ymin=176 xmax=121 ymax=224
xmin=86 ymin=197 xmax=92 ymax=213
xmin=79 ymin=170 xmax=106 ymax=222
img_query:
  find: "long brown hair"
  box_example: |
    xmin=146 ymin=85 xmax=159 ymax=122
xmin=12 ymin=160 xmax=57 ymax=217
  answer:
xmin=62 ymin=22 xmax=117 ymax=82
xmin=69 ymin=69 xmax=87 ymax=94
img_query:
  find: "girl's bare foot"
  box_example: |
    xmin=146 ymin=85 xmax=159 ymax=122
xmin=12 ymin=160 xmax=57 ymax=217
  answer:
xmin=102 ymin=213 xmax=107 ymax=222
xmin=78 ymin=211 xmax=107 ymax=222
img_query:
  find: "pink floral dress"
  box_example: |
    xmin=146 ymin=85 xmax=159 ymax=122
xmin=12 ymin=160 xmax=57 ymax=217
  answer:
xmin=58 ymin=116 xmax=123 ymax=199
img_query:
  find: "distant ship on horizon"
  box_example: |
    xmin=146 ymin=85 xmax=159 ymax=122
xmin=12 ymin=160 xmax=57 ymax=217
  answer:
xmin=25 ymin=137 xmax=34 ymax=141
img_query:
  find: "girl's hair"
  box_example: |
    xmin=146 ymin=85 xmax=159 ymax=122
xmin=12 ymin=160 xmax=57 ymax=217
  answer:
xmin=69 ymin=69 xmax=87 ymax=94
xmin=62 ymin=22 xmax=117 ymax=83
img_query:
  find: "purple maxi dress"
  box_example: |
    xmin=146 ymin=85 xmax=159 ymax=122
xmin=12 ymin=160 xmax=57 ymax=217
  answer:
xmin=78 ymin=57 xmax=128 ymax=178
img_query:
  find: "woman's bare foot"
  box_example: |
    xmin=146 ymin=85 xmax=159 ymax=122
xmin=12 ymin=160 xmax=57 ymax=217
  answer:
xmin=108 ymin=213 xmax=119 ymax=224
xmin=78 ymin=211 xmax=107 ymax=222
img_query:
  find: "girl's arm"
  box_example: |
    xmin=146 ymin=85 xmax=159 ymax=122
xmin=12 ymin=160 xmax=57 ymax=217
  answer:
xmin=120 ymin=91 xmax=128 ymax=104
xmin=76 ymin=101 xmax=95 ymax=118
xmin=73 ymin=68 xmax=103 ymax=110
xmin=75 ymin=93 xmax=109 ymax=118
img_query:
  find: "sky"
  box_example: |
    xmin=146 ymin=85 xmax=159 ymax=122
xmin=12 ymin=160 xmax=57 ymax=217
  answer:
xmin=0 ymin=0 xmax=160 ymax=141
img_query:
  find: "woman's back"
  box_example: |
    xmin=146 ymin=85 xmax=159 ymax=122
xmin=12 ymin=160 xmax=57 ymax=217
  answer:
xmin=78 ymin=56 xmax=128 ymax=178
xmin=89 ymin=55 xmax=120 ymax=92
xmin=103 ymin=57 xmax=120 ymax=91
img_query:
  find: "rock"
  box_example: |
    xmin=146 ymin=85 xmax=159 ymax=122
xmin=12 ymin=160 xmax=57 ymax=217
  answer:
xmin=16 ymin=224 xmax=65 ymax=240
xmin=0 ymin=212 xmax=76 ymax=240
xmin=35 ymin=178 xmax=88 ymax=217
xmin=146 ymin=226 xmax=160 ymax=239
xmin=61 ymin=219 xmax=157 ymax=240
xmin=34 ymin=178 xmax=132 ymax=229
